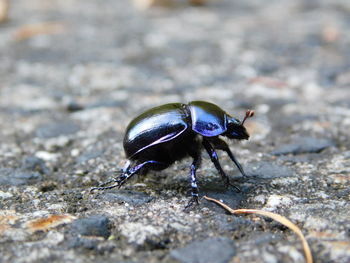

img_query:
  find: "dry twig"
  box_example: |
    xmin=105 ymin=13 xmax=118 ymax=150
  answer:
xmin=204 ymin=196 xmax=313 ymax=263
xmin=133 ymin=0 xmax=208 ymax=9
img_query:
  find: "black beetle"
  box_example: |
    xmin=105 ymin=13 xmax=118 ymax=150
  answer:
xmin=91 ymin=101 xmax=254 ymax=207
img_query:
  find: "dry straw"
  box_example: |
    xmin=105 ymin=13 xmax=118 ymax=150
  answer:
xmin=204 ymin=196 xmax=313 ymax=263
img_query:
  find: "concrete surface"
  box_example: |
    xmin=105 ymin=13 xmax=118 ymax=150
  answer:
xmin=0 ymin=0 xmax=349 ymax=262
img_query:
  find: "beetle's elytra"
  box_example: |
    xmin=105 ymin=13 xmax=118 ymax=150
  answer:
xmin=91 ymin=101 xmax=254 ymax=208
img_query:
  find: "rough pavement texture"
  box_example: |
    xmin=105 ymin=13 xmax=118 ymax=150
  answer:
xmin=0 ymin=0 xmax=350 ymax=263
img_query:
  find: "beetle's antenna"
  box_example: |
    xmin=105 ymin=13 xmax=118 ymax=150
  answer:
xmin=241 ymin=110 xmax=254 ymax=125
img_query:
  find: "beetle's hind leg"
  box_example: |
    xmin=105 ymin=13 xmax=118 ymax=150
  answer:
xmin=90 ymin=160 xmax=166 ymax=192
xmin=90 ymin=174 xmax=125 ymax=192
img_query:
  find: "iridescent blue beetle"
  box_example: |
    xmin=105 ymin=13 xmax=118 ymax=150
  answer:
xmin=91 ymin=101 xmax=254 ymax=207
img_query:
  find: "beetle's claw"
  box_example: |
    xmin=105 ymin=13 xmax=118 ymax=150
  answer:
xmin=184 ymin=195 xmax=200 ymax=211
xmin=224 ymin=180 xmax=241 ymax=193
xmin=238 ymin=169 xmax=248 ymax=178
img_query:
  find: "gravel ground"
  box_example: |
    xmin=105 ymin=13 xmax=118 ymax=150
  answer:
xmin=0 ymin=0 xmax=350 ymax=263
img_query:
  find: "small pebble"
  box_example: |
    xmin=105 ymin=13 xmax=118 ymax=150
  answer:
xmin=272 ymin=137 xmax=335 ymax=155
xmin=170 ymin=237 xmax=236 ymax=263
xmin=71 ymin=215 xmax=111 ymax=239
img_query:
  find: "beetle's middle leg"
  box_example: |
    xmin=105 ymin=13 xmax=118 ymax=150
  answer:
xmin=91 ymin=160 xmax=166 ymax=192
xmin=202 ymin=139 xmax=240 ymax=192
xmin=185 ymin=149 xmax=201 ymax=209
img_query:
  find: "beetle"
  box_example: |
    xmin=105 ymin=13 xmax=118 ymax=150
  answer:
xmin=91 ymin=101 xmax=254 ymax=208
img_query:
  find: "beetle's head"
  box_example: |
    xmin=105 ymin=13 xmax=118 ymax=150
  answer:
xmin=224 ymin=110 xmax=254 ymax=140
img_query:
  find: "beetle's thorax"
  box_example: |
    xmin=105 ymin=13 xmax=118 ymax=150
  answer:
xmin=186 ymin=101 xmax=228 ymax=137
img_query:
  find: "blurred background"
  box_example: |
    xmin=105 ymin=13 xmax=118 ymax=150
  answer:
xmin=1 ymin=0 xmax=349 ymax=162
xmin=1 ymin=0 xmax=349 ymax=142
xmin=0 ymin=1 xmax=349 ymax=263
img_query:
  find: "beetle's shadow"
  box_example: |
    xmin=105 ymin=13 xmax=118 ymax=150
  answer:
xmin=132 ymin=166 xmax=270 ymax=211
xmin=159 ymin=171 xmax=251 ymax=212
xmin=200 ymin=188 xmax=243 ymax=213
xmin=199 ymin=173 xmax=272 ymax=213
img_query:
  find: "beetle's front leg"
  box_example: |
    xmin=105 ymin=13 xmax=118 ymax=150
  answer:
xmin=202 ymin=139 xmax=241 ymax=192
xmin=208 ymin=137 xmax=247 ymax=177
